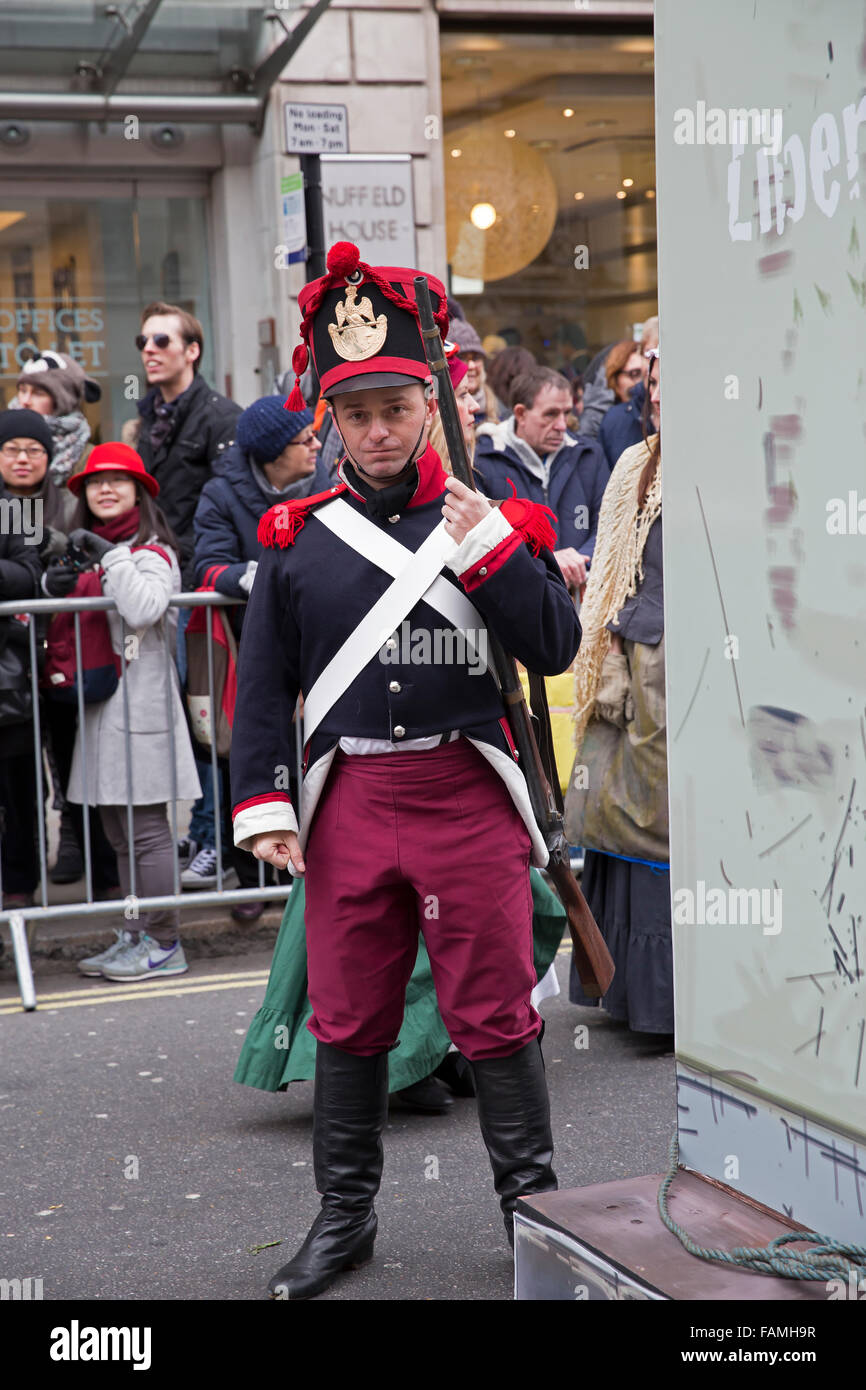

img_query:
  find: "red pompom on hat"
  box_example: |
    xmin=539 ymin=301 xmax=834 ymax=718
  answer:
xmin=67 ymin=442 xmax=159 ymax=498
xmin=325 ymin=241 xmax=362 ymax=279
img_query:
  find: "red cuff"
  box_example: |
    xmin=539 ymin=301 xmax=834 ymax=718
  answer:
xmin=202 ymin=564 xmax=230 ymax=590
xmin=232 ymin=791 xmax=293 ymax=822
xmin=459 ymin=529 xmax=523 ymax=592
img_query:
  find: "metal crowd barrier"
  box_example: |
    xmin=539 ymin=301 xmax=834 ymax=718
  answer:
xmin=0 ymin=591 xmax=304 ymax=1012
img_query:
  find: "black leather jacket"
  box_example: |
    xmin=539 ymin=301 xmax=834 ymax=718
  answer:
xmin=136 ymin=374 xmax=242 ymax=576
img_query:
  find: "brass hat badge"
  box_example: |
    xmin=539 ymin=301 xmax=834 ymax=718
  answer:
xmin=328 ymin=283 xmax=388 ymax=361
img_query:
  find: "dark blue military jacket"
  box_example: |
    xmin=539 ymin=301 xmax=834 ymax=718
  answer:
xmin=229 ymin=446 xmax=581 ymax=853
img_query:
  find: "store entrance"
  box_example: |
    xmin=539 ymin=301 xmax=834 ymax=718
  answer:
xmin=0 ymin=187 xmax=213 ymax=442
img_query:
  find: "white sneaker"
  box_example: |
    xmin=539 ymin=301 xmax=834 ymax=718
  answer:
xmin=78 ymin=929 xmax=136 ymax=977
xmin=101 ymin=933 xmax=189 ymax=981
xmin=181 ymin=845 xmax=220 ymax=889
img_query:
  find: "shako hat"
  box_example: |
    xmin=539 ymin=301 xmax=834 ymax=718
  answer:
xmin=283 ymin=241 xmax=449 ymax=409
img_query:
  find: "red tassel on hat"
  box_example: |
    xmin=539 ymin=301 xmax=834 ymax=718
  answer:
xmin=284 ymin=343 xmax=309 ymax=413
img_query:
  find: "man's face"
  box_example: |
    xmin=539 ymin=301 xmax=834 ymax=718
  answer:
xmin=16 ymin=381 xmax=55 ymax=416
xmin=332 ymin=384 xmax=434 ymax=487
xmin=514 ymin=384 xmax=572 ymax=456
xmin=139 ymin=314 xmax=199 ymax=390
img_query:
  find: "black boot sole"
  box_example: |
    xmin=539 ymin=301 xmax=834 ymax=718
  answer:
xmin=268 ymin=1236 xmax=375 ymax=1301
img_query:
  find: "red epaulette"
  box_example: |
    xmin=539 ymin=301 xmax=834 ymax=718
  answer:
xmin=499 ymin=481 xmax=557 ymax=557
xmin=258 ymin=483 xmax=347 ymax=548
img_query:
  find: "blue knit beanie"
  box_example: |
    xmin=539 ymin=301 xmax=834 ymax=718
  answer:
xmin=237 ymin=396 xmax=315 ymax=465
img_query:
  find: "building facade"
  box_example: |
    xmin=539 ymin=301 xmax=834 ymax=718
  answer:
xmin=0 ymin=0 xmax=654 ymax=436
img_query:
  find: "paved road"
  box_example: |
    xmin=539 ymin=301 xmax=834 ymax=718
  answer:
xmin=1 ymin=947 xmax=676 ymax=1302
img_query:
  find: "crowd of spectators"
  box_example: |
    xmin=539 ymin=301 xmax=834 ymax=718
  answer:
xmin=0 ymin=299 xmax=665 ymax=1025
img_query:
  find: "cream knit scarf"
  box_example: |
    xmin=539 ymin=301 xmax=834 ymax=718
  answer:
xmin=573 ymin=435 xmax=661 ymax=752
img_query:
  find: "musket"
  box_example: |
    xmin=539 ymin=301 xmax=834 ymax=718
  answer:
xmin=414 ymin=276 xmax=614 ymax=997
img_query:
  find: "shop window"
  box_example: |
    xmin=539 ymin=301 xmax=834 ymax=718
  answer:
xmin=441 ymin=26 xmax=656 ymax=381
xmin=0 ymin=195 xmax=212 ymax=441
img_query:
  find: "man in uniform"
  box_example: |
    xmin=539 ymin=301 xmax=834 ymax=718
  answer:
xmin=230 ymin=241 xmax=581 ymax=1300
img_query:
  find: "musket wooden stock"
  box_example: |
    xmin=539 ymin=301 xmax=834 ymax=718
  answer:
xmin=413 ymin=276 xmax=614 ymax=998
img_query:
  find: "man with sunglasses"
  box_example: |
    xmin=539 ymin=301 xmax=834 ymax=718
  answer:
xmin=134 ymin=301 xmax=241 ymax=582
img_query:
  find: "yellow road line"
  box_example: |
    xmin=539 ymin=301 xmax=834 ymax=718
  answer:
xmin=1 ymin=966 xmax=271 ymax=1005
xmin=0 ymin=974 xmax=271 ymax=1014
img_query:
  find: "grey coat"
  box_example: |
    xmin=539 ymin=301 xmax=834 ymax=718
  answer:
xmin=67 ymin=540 xmax=202 ymax=807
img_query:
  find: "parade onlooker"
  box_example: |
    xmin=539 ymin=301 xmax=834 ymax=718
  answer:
xmin=194 ymin=397 xmax=328 ymax=608
xmin=474 ymin=366 xmax=608 ymax=591
xmin=0 ymin=410 xmax=118 ymax=893
xmin=0 ymin=409 xmax=74 ymax=538
xmin=569 ymin=373 xmax=586 ymax=432
xmin=606 ymin=341 xmax=646 ymax=404
xmin=576 ymin=340 xmax=616 ymax=439
xmin=598 ymin=319 xmax=658 ymax=471
xmin=190 ymin=396 xmax=328 ymax=915
xmin=428 ymin=344 xmax=476 ymax=475
xmin=599 ymin=378 xmax=645 ymax=473
xmin=579 ymin=318 xmax=658 ymax=440
xmin=133 ymin=302 xmax=241 ymax=579
xmin=563 ymin=350 xmax=671 ymax=1035
xmin=12 ymin=351 xmax=101 ymax=483
xmin=44 ymin=444 xmax=201 ymax=980
xmin=486 ymin=345 xmax=536 ymax=417
xmin=133 ymin=302 xmax=241 ymax=878
xmin=447 ymin=318 xmax=500 ymax=425
xmin=0 ymin=416 xmax=44 ymax=908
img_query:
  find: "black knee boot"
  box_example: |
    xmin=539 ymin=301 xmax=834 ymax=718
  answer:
xmin=268 ymin=1042 xmax=389 ymax=1300
xmin=470 ymin=1037 xmax=557 ymax=1248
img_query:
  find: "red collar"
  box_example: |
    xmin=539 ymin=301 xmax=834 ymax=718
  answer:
xmin=338 ymin=441 xmax=448 ymax=508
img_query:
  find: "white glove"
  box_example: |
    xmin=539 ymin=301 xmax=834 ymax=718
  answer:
xmin=238 ymin=560 xmax=258 ymax=595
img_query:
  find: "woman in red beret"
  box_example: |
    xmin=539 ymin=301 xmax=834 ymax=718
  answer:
xmin=43 ymin=444 xmax=202 ymax=980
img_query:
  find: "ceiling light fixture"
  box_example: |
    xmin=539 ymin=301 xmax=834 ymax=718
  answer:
xmin=616 ymin=190 xmax=627 ymax=200
xmin=470 ymin=202 xmax=497 ymax=230
xmin=622 ymin=178 xmax=634 ymax=187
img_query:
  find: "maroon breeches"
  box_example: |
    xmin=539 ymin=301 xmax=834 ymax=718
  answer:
xmin=303 ymin=739 xmax=540 ymax=1060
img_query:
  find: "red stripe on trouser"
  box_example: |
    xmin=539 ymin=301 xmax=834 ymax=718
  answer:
xmin=303 ymin=739 xmax=539 ymax=1060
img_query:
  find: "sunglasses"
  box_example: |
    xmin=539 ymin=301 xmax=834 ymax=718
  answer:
xmin=289 ymin=433 xmax=317 ymax=448
xmin=644 ymin=347 xmax=659 ymax=360
xmin=135 ymin=333 xmax=172 ymax=350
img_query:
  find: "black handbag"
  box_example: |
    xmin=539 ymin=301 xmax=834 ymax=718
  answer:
xmin=0 ymin=619 xmax=33 ymax=727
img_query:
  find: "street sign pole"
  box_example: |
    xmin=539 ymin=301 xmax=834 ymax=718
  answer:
xmin=300 ymin=153 xmax=326 ymax=282
xmin=284 ymin=101 xmax=349 ymax=282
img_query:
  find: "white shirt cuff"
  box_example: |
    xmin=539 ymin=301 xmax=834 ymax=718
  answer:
xmin=444 ymin=506 xmax=513 ymax=577
xmin=233 ymin=799 xmax=299 ymax=852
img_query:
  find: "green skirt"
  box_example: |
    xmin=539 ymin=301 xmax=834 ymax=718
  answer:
xmin=233 ymin=868 xmax=567 ymax=1094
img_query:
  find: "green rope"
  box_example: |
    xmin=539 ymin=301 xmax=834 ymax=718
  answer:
xmin=658 ymin=1133 xmax=866 ymax=1283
